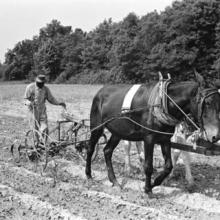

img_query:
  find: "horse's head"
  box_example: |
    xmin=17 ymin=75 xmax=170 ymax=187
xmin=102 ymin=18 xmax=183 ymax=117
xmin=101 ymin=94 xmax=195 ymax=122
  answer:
xmin=192 ymin=72 xmax=220 ymax=143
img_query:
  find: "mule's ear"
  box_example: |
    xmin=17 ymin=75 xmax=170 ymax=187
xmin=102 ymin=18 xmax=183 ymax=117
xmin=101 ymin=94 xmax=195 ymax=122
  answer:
xmin=194 ymin=69 xmax=205 ymax=87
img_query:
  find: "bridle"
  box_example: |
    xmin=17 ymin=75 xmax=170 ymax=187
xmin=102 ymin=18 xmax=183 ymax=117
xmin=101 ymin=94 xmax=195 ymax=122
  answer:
xmin=162 ymin=86 xmax=220 ymax=139
xmin=196 ymin=88 xmax=220 ymax=129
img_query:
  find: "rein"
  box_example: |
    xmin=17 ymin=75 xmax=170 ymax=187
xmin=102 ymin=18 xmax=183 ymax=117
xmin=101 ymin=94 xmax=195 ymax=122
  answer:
xmin=161 ymin=89 xmax=200 ymax=130
xmin=107 ymin=85 xmax=220 ymax=137
xmin=162 ymin=86 xmax=220 ymax=140
xmin=89 ymin=115 xmax=174 ymax=136
xmin=59 ymin=86 xmax=220 ymax=140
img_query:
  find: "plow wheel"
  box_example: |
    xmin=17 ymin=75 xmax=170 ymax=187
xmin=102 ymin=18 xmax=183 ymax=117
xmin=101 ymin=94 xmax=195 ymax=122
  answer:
xmin=24 ymin=130 xmax=45 ymax=162
xmin=10 ymin=140 xmax=23 ymax=163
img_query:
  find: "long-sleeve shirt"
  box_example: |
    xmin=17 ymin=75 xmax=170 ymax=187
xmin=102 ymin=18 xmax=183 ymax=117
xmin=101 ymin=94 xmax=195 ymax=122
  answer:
xmin=24 ymin=82 xmax=60 ymax=120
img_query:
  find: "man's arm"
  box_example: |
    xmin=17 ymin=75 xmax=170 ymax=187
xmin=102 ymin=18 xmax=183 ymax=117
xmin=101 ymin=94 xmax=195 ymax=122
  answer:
xmin=24 ymin=84 xmax=32 ymax=100
xmin=24 ymin=83 xmax=34 ymax=109
xmin=46 ymin=86 xmax=66 ymax=108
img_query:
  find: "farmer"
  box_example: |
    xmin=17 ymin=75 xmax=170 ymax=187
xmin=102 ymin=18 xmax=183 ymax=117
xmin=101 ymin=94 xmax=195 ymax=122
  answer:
xmin=24 ymin=74 xmax=66 ymax=144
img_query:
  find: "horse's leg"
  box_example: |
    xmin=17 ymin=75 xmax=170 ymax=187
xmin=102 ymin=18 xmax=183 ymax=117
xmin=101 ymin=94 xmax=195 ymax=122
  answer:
xmin=153 ymin=143 xmax=173 ymax=187
xmin=136 ymin=141 xmax=144 ymax=164
xmin=170 ymin=149 xmax=181 ymax=178
xmin=85 ymin=128 xmax=103 ymax=179
xmin=143 ymin=136 xmax=154 ymax=194
xmin=124 ymin=141 xmax=132 ymax=175
xmin=104 ymin=135 xmax=120 ymax=187
xmin=182 ymin=151 xmax=194 ymax=186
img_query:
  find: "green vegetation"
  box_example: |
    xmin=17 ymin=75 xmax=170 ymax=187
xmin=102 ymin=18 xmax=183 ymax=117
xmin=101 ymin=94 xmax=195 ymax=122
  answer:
xmin=1 ymin=0 xmax=220 ymax=83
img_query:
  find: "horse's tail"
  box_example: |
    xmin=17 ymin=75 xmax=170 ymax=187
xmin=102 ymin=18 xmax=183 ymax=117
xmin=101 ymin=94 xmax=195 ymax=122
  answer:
xmin=90 ymin=90 xmax=103 ymax=132
xmin=86 ymin=90 xmax=104 ymax=179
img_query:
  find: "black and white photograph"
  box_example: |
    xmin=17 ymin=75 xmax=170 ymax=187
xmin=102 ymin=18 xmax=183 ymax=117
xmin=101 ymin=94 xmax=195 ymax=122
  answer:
xmin=0 ymin=0 xmax=220 ymax=219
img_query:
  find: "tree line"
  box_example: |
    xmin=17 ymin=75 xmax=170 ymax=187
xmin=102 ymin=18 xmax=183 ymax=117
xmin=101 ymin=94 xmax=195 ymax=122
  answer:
xmin=1 ymin=0 xmax=220 ymax=84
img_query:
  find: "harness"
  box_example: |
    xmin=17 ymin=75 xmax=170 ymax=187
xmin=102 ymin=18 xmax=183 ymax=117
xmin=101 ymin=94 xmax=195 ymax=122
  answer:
xmin=119 ymin=73 xmax=220 ymax=137
xmin=196 ymin=88 xmax=220 ymax=128
xmin=148 ymin=76 xmax=220 ymax=138
xmin=121 ymin=84 xmax=141 ymax=113
xmin=148 ymin=78 xmax=179 ymax=126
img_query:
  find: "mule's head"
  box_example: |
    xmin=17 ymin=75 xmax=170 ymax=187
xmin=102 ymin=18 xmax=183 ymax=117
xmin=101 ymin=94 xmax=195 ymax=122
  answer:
xmin=193 ymin=72 xmax=220 ymax=143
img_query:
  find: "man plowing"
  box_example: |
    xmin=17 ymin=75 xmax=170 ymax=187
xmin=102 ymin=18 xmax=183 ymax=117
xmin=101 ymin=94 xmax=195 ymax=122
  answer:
xmin=24 ymin=74 xmax=66 ymax=145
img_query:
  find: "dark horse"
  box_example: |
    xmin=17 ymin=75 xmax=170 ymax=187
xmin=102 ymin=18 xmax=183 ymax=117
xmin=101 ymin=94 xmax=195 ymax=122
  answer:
xmin=86 ymin=73 xmax=220 ymax=196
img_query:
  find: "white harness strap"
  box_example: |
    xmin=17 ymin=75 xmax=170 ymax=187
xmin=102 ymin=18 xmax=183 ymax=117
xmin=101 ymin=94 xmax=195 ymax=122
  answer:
xmin=121 ymin=84 xmax=141 ymax=113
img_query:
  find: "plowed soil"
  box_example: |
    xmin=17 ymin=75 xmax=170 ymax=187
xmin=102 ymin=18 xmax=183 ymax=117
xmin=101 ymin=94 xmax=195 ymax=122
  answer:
xmin=1 ymin=84 xmax=220 ymax=220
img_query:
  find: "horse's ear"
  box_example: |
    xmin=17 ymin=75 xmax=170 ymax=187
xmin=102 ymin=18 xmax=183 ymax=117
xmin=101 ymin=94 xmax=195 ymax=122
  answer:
xmin=158 ymin=72 xmax=163 ymax=81
xmin=194 ymin=69 xmax=205 ymax=88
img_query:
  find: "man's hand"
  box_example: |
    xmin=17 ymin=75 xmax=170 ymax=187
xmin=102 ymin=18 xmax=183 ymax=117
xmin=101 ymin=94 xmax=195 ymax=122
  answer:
xmin=60 ymin=102 xmax=66 ymax=109
xmin=24 ymin=100 xmax=35 ymax=111
xmin=24 ymin=100 xmax=32 ymax=106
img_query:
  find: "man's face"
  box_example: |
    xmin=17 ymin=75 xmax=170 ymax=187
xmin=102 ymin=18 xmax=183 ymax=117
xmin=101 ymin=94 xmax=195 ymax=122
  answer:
xmin=36 ymin=82 xmax=45 ymax=88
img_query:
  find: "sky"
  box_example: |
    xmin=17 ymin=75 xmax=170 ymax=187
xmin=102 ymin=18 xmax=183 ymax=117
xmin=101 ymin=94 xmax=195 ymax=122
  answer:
xmin=0 ymin=0 xmax=174 ymax=63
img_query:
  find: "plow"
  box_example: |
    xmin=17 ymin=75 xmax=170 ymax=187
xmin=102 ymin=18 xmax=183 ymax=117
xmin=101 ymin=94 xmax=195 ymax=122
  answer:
xmin=171 ymin=139 xmax=220 ymax=156
xmin=10 ymin=111 xmax=107 ymax=167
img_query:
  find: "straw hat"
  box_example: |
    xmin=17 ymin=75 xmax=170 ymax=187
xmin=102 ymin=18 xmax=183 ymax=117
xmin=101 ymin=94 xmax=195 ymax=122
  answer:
xmin=36 ymin=74 xmax=46 ymax=83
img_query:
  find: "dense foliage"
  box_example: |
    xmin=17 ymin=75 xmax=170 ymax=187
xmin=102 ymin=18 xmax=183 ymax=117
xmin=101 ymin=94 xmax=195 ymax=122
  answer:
xmin=1 ymin=0 xmax=220 ymax=83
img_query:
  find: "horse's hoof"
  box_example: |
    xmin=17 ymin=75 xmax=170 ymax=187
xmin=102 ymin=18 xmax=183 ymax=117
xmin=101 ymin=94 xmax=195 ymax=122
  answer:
xmin=86 ymin=176 xmax=93 ymax=186
xmin=87 ymin=177 xmax=93 ymax=183
xmin=112 ymin=182 xmax=122 ymax=191
xmin=144 ymin=187 xmax=157 ymax=199
xmin=146 ymin=191 xmax=157 ymax=199
xmin=186 ymin=182 xmax=196 ymax=192
xmin=113 ymin=185 xmax=122 ymax=193
xmin=86 ymin=174 xmax=93 ymax=180
xmin=85 ymin=178 xmax=94 ymax=188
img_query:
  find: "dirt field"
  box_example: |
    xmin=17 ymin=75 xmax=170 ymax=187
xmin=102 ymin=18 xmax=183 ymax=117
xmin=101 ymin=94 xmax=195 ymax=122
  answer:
xmin=1 ymin=83 xmax=220 ymax=220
